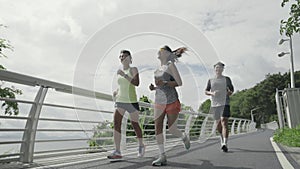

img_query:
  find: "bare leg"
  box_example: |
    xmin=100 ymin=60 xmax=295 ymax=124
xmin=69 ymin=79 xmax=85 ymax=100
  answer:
xmin=216 ymin=119 xmax=222 ymax=134
xmin=154 ymin=108 xmax=166 ymax=154
xmin=167 ymin=113 xmax=183 ymax=138
xmin=221 ymin=117 xmax=229 ymax=143
xmin=129 ymin=111 xmax=144 ymax=146
xmin=113 ymin=108 xmax=125 ymax=151
xmin=216 ymin=119 xmax=223 ymax=144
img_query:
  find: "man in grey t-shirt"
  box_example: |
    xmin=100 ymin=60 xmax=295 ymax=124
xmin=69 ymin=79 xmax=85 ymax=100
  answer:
xmin=205 ymin=62 xmax=234 ymax=152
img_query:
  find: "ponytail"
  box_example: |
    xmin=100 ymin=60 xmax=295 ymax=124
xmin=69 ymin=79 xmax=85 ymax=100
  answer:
xmin=172 ymin=47 xmax=187 ymax=58
xmin=164 ymin=46 xmax=187 ymax=62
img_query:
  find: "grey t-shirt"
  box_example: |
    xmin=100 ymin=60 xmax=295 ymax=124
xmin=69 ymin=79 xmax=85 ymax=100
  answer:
xmin=205 ymin=76 xmax=234 ymax=107
xmin=154 ymin=64 xmax=178 ymax=104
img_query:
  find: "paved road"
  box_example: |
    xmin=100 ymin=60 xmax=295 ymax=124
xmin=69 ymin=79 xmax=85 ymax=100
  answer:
xmin=51 ymin=129 xmax=298 ymax=169
xmin=3 ymin=129 xmax=298 ymax=169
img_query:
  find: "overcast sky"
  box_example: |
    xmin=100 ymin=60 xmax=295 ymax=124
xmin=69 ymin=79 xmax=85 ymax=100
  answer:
xmin=1 ymin=0 xmax=299 ymax=111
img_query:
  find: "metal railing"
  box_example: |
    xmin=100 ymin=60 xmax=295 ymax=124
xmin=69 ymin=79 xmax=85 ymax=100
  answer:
xmin=276 ymin=88 xmax=300 ymax=128
xmin=0 ymin=69 xmax=255 ymax=164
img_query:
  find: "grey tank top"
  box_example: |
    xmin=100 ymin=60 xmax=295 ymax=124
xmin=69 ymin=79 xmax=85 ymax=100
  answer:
xmin=154 ymin=64 xmax=178 ymax=104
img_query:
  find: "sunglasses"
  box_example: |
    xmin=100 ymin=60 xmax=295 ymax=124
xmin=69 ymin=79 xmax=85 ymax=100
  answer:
xmin=119 ymin=54 xmax=129 ymax=59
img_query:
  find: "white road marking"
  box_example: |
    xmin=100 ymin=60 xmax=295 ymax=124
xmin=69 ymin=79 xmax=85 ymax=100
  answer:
xmin=270 ymin=137 xmax=294 ymax=169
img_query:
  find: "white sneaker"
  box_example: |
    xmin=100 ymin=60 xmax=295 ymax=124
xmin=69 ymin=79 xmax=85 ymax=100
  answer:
xmin=182 ymin=133 xmax=190 ymax=150
xmin=107 ymin=150 xmax=122 ymax=159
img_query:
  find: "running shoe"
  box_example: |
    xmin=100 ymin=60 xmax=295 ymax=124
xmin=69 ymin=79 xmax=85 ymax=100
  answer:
xmin=152 ymin=154 xmax=167 ymax=166
xmin=221 ymin=144 xmax=228 ymax=152
xmin=107 ymin=150 xmax=122 ymax=159
xmin=137 ymin=145 xmax=146 ymax=157
xmin=182 ymin=133 xmax=190 ymax=150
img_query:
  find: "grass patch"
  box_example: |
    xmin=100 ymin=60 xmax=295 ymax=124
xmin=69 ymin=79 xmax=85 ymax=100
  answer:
xmin=273 ymin=125 xmax=300 ymax=147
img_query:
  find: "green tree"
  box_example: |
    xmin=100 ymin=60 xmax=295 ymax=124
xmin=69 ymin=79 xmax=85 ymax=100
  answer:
xmin=0 ymin=24 xmax=13 ymax=60
xmin=229 ymin=71 xmax=299 ymax=126
xmin=198 ymin=99 xmax=211 ymax=114
xmin=280 ymin=0 xmax=300 ymax=37
xmin=0 ymin=24 xmax=22 ymax=116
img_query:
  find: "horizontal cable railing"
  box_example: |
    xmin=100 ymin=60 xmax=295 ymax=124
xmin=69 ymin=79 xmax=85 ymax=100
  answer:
xmin=0 ymin=69 xmax=255 ymax=164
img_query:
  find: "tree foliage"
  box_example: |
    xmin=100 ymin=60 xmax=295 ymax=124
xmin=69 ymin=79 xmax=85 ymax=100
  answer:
xmin=0 ymin=24 xmax=13 ymax=59
xmin=280 ymin=0 xmax=300 ymax=36
xmin=198 ymin=99 xmax=210 ymax=114
xmin=0 ymin=24 xmax=22 ymax=116
xmin=0 ymin=86 xmax=22 ymax=115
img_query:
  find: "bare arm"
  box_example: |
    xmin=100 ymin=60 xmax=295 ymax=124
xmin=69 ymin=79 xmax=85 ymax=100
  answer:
xmin=117 ymin=67 xmax=140 ymax=86
xmin=166 ymin=62 xmax=182 ymax=87
xmin=226 ymin=77 xmax=234 ymax=96
xmin=205 ymin=79 xmax=215 ymax=96
xmin=128 ymin=67 xmax=139 ymax=86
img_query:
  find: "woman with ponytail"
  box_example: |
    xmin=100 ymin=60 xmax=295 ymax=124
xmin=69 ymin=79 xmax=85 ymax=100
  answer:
xmin=149 ymin=45 xmax=190 ymax=166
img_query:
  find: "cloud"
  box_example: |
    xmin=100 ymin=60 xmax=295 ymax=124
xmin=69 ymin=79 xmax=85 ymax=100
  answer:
xmin=0 ymin=0 xmax=299 ymax=110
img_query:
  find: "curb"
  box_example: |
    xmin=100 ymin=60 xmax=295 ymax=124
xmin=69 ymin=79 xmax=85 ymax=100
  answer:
xmin=270 ymin=137 xmax=294 ymax=169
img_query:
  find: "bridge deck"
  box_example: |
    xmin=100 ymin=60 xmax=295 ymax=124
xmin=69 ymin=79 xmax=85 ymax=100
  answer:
xmin=3 ymin=129 xmax=299 ymax=169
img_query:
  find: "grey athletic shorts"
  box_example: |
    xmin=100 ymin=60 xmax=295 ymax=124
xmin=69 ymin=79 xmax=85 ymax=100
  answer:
xmin=209 ymin=105 xmax=230 ymax=120
xmin=115 ymin=102 xmax=140 ymax=113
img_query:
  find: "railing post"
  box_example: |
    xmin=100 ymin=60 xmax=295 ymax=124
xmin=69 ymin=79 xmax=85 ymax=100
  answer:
xmin=231 ymin=119 xmax=236 ymax=135
xmin=237 ymin=120 xmax=242 ymax=134
xmin=246 ymin=121 xmax=250 ymax=132
xmin=211 ymin=120 xmax=217 ymax=137
xmin=242 ymin=120 xmax=247 ymax=132
xmin=20 ymin=87 xmax=48 ymax=163
xmin=120 ymin=112 xmax=128 ymax=152
xmin=185 ymin=114 xmax=193 ymax=135
xmin=247 ymin=121 xmax=255 ymax=132
xmin=199 ymin=116 xmax=209 ymax=142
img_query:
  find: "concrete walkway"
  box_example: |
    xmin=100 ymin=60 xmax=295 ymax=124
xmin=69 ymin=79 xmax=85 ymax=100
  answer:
xmin=2 ymin=129 xmax=299 ymax=169
xmin=43 ymin=129 xmax=300 ymax=169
